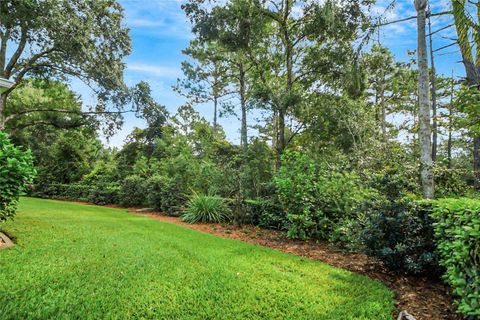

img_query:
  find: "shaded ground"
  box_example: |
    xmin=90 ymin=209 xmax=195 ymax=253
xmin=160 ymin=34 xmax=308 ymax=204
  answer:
xmin=133 ymin=211 xmax=460 ymax=320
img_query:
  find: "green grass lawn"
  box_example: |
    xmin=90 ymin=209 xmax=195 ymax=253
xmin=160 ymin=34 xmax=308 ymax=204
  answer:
xmin=0 ymin=198 xmax=394 ymax=319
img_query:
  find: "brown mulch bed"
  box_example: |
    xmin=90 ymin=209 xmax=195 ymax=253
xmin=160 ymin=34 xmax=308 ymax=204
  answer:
xmin=132 ymin=210 xmax=460 ymax=320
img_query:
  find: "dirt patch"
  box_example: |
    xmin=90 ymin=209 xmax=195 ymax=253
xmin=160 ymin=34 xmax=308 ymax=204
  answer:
xmin=133 ymin=210 xmax=460 ymax=320
xmin=0 ymin=231 xmax=14 ymax=249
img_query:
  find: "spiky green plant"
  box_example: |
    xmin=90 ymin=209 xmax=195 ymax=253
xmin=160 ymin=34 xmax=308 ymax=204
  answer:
xmin=181 ymin=194 xmax=230 ymax=224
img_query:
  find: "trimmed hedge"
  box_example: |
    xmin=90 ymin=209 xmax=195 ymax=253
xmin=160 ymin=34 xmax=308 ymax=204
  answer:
xmin=119 ymin=175 xmax=148 ymax=207
xmin=32 ymin=182 xmax=119 ymax=205
xmin=146 ymin=175 xmax=186 ymax=216
xmin=356 ymin=198 xmax=440 ymax=275
xmin=431 ymin=198 xmax=480 ymax=318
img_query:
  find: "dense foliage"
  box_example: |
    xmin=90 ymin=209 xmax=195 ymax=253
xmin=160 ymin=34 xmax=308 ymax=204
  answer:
xmin=432 ymin=198 xmax=480 ymax=317
xmin=0 ymin=132 xmax=35 ymax=221
xmin=355 ymin=199 xmax=439 ymax=275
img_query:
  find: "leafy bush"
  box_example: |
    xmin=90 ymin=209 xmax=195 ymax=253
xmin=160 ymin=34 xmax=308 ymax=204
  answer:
xmin=227 ymin=197 xmax=284 ymax=227
xmin=87 ymin=183 xmax=120 ymax=205
xmin=274 ymin=151 xmax=377 ymax=239
xmin=32 ymin=183 xmax=90 ymax=202
xmin=119 ymin=175 xmax=148 ymax=207
xmin=433 ymin=166 xmax=471 ymax=198
xmin=66 ymin=184 xmax=91 ymax=201
xmin=0 ymin=132 xmax=36 ymax=221
xmin=182 ymin=194 xmax=230 ymax=224
xmin=431 ymin=198 xmax=480 ymax=317
xmin=367 ymin=164 xmax=419 ymax=200
xmin=356 ymin=198 xmax=439 ymax=275
xmin=147 ymin=175 xmax=185 ymax=216
xmin=274 ymin=151 xmax=322 ymax=239
xmin=244 ymin=198 xmax=285 ymax=229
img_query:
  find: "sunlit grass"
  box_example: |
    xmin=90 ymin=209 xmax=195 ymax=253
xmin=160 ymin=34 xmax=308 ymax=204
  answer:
xmin=0 ymin=198 xmax=394 ymax=319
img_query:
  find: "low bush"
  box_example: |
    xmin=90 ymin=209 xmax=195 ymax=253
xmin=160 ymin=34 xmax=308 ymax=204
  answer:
xmin=65 ymin=184 xmax=90 ymax=201
xmin=355 ymin=198 xmax=439 ymax=275
xmin=32 ymin=183 xmax=91 ymax=202
xmin=274 ymin=151 xmax=378 ymax=240
xmin=245 ymin=198 xmax=285 ymax=229
xmin=87 ymin=183 xmax=120 ymax=205
xmin=431 ymin=198 xmax=480 ymax=317
xmin=147 ymin=175 xmax=185 ymax=216
xmin=227 ymin=198 xmax=284 ymax=227
xmin=0 ymin=132 xmax=36 ymax=221
xmin=433 ymin=167 xmax=471 ymax=198
xmin=182 ymin=194 xmax=230 ymax=224
xmin=119 ymin=175 xmax=148 ymax=207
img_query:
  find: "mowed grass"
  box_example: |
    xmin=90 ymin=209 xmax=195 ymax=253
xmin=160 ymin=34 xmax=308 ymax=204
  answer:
xmin=0 ymin=198 xmax=394 ymax=319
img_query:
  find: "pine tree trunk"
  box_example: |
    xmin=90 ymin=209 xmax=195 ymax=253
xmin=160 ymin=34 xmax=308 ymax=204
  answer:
xmin=276 ymin=108 xmax=285 ymax=169
xmin=415 ymin=0 xmax=435 ymax=199
xmin=428 ymin=13 xmax=438 ymax=162
xmin=239 ymin=63 xmax=248 ymax=150
xmin=213 ymin=96 xmax=218 ymax=132
xmin=447 ymin=75 xmax=454 ymax=169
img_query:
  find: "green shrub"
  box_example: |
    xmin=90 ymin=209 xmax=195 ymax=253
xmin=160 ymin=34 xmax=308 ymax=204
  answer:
xmin=66 ymin=184 xmax=91 ymax=201
xmin=32 ymin=183 xmax=90 ymax=202
xmin=119 ymin=175 xmax=148 ymax=207
xmin=433 ymin=167 xmax=471 ymax=198
xmin=147 ymin=175 xmax=185 ymax=216
xmin=244 ymin=198 xmax=285 ymax=229
xmin=274 ymin=151 xmax=377 ymax=239
xmin=356 ymin=198 xmax=439 ymax=275
xmin=182 ymin=194 xmax=230 ymax=224
xmin=367 ymin=164 xmax=419 ymax=200
xmin=87 ymin=183 xmax=120 ymax=205
xmin=274 ymin=151 xmax=321 ymax=239
xmin=0 ymin=132 xmax=36 ymax=221
xmin=431 ymin=198 xmax=480 ymax=317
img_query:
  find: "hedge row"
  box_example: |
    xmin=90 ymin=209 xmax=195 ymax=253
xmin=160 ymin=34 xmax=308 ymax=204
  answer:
xmin=431 ymin=198 xmax=480 ymax=317
xmin=31 ymin=180 xmax=282 ymax=227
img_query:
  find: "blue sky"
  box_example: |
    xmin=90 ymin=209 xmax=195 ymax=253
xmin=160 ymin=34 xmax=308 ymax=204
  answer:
xmin=73 ymin=0 xmax=465 ymax=147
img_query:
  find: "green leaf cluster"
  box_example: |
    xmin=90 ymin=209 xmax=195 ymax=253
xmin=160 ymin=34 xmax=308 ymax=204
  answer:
xmin=432 ymin=198 xmax=480 ymax=317
xmin=0 ymin=131 xmax=36 ymax=221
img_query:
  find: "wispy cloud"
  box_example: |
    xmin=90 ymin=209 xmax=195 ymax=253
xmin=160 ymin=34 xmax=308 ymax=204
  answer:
xmin=120 ymin=0 xmax=192 ymax=39
xmin=128 ymin=18 xmax=165 ymax=28
xmin=127 ymin=62 xmax=181 ymax=78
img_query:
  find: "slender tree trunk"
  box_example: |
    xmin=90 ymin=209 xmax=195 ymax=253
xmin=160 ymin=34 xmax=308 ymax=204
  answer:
xmin=428 ymin=12 xmax=438 ymax=162
xmin=447 ymin=74 xmax=454 ymax=169
xmin=276 ymin=108 xmax=285 ymax=169
xmin=380 ymin=75 xmax=387 ymax=144
xmin=274 ymin=0 xmax=292 ymax=169
xmin=415 ymin=0 xmax=434 ymax=199
xmin=0 ymin=93 xmax=6 ymax=130
xmin=447 ymin=129 xmax=452 ymax=168
xmin=213 ymin=95 xmax=218 ymax=132
xmin=239 ymin=62 xmax=248 ymax=150
xmin=272 ymin=109 xmax=278 ymax=150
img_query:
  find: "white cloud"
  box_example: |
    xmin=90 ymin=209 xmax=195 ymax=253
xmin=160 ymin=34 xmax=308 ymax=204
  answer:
xmin=128 ymin=18 xmax=165 ymax=28
xmin=127 ymin=63 xmax=181 ymax=78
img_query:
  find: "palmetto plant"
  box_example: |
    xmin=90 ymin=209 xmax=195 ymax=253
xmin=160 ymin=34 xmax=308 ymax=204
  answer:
xmin=181 ymin=193 xmax=231 ymax=224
